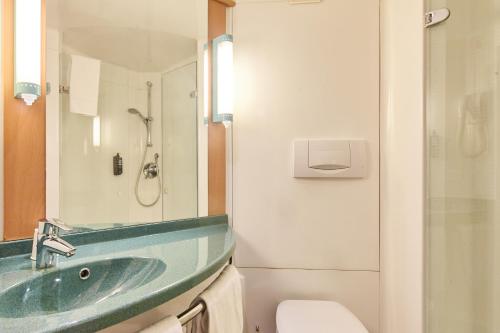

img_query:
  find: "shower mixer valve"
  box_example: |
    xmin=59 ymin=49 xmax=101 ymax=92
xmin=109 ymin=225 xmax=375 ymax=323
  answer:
xmin=129 ymin=81 xmax=161 ymax=207
xmin=143 ymin=153 xmax=159 ymax=179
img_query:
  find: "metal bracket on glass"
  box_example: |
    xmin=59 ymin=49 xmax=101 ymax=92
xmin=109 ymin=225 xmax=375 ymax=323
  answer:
xmin=425 ymin=8 xmax=450 ymax=28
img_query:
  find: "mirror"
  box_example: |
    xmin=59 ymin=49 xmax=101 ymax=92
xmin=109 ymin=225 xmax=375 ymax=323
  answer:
xmin=45 ymin=0 xmax=208 ymax=230
xmin=1 ymin=0 xmax=232 ymax=241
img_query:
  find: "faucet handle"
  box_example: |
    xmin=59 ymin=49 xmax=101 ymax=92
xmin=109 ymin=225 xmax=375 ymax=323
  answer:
xmin=39 ymin=218 xmax=72 ymax=235
xmin=48 ymin=218 xmax=72 ymax=231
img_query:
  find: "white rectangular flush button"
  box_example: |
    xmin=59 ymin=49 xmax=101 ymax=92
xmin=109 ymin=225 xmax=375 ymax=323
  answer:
xmin=293 ymin=139 xmax=367 ymax=178
xmin=308 ymin=141 xmax=350 ymax=170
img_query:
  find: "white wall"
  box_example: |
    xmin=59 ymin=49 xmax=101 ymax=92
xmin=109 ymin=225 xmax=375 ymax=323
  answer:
xmin=232 ymin=1 xmax=380 ymax=332
xmin=380 ymin=0 xmax=424 ymax=332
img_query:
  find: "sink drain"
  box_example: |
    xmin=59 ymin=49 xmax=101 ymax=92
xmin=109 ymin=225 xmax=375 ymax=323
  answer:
xmin=79 ymin=268 xmax=91 ymax=280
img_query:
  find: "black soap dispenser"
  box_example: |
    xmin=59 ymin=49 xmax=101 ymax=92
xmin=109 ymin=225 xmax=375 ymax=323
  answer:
xmin=113 ymin=153 xmax=123 ymax=176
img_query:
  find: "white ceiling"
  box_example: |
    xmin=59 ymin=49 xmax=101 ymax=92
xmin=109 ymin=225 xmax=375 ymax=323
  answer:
xmin=47 ymin=0 xmax=206 ymax=72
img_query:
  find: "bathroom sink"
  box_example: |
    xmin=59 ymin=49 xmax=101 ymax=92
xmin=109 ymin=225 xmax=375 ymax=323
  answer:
xmin=0 ymin=257 xmax=166 ymax=318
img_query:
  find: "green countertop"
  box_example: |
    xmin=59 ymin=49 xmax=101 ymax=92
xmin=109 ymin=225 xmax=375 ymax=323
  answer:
xmin=0 ymin=216 xmax=235 ymax=332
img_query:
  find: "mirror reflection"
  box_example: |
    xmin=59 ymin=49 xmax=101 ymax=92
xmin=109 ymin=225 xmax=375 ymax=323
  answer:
xmin=46 ymin=0 xmax=208 ymax=229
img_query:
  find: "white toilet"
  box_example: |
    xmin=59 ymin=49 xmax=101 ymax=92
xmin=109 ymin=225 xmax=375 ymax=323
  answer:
xmin=276 ymin=300 xmax=368 ymax=333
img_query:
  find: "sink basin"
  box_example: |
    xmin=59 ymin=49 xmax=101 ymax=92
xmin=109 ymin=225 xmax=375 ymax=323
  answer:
xmin=0 ymin=257 xmax=166 ymax=318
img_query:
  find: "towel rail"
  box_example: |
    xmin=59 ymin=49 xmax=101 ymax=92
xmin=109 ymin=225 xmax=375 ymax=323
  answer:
xmin=177 ymin=301 xmax=205 ymax=326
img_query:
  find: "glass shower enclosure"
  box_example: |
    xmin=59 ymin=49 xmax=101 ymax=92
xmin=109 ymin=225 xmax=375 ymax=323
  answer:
xmin=426 ymin=1 xmax=500 ymax=332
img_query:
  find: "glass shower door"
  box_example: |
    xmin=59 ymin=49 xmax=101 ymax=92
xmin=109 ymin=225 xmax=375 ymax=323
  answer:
xmin=426 ymin=0 xmax=499 ymax=332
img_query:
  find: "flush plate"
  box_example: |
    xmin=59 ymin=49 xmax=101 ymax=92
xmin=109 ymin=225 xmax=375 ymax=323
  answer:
xmin=293 ymin=139 xmax=367 ymax=178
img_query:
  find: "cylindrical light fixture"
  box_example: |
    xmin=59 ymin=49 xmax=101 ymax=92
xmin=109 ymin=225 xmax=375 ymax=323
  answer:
xmin=14 ymin=0 xmax=42 ymax=106
xmin=212 ymin=34 xmax=233 ymax=128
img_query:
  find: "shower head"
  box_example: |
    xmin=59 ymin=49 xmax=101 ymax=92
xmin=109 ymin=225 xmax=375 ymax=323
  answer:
xmin=127 ymin=108 xmax=147 ymax=122
xmin=128 ymin=107 xmax=153 ymax=147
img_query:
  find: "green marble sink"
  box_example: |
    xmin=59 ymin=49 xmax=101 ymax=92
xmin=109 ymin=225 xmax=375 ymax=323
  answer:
xmin=0 ymin=216 xmax=234 ymax=333
xmin=0 ymin=257 xmax=166 ymax=318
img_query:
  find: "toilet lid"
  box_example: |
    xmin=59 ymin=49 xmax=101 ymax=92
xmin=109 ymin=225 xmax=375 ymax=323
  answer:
xmin=276 ymin=300 xmax=368 ymax=333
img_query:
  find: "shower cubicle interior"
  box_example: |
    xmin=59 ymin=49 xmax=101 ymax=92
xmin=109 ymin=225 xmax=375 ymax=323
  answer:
xmin=59 ymin=59 xmax=198 ymax=226
xmin=46 ymin=0 xmax=206 ymax=227
xmin=426 ymin=0 xmax=500 ymax=332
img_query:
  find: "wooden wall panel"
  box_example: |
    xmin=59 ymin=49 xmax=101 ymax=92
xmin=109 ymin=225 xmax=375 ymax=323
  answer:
xmin=3 ymin=0 xmax=46 ymax=240
xmin=208 ymin=0 xmax=229 ymax=215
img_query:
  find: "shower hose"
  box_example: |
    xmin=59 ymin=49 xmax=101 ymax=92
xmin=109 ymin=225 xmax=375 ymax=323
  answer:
xmin=134 ymin=144 xmax=162 ymax=207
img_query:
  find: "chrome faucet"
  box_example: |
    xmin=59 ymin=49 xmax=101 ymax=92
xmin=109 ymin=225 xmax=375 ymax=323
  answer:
xmin=32 ymin=218 xmax=76 ymax=269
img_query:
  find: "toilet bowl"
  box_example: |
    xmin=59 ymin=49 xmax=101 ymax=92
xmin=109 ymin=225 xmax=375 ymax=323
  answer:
xmin=276 ymin=300 xmax=368 ymax=333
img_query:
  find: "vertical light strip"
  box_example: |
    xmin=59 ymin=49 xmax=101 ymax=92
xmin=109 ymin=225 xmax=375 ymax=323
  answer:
xmin=92 ymin=116 xmax=100 ymax=147
xmin=212 ymin=34 xmax=234 ymax=127
xmin=14 ymin=0 xmax=42 ymax=106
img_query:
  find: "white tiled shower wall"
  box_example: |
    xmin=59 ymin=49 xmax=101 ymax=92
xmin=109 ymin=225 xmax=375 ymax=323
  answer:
xmin=60 ymin=59 xmax=163 ymax=225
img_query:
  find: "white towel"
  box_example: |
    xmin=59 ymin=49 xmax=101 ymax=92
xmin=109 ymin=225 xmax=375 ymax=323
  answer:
xmin=69 ymin=54 xmax=101 ymax=116
xmin=140 ymin=315 xmax=183 ymax=333
xmin=190 ymin=265 xmax=244 ymax=333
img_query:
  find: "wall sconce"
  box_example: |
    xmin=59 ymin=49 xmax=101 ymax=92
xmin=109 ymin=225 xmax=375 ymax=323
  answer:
xmin=212 ymin=34 xmax=233 ymax=128
xmin=14 ymin=0 xmax=42 ymax=106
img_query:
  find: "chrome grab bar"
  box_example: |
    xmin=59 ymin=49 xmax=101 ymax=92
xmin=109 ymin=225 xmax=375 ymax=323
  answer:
xmin=178 ymin=301 xmax=205 ymax=326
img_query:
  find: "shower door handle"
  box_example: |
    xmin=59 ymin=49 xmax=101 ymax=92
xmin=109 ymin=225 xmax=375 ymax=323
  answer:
xmin=425 ymin=8 xmax=450 ymax=28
